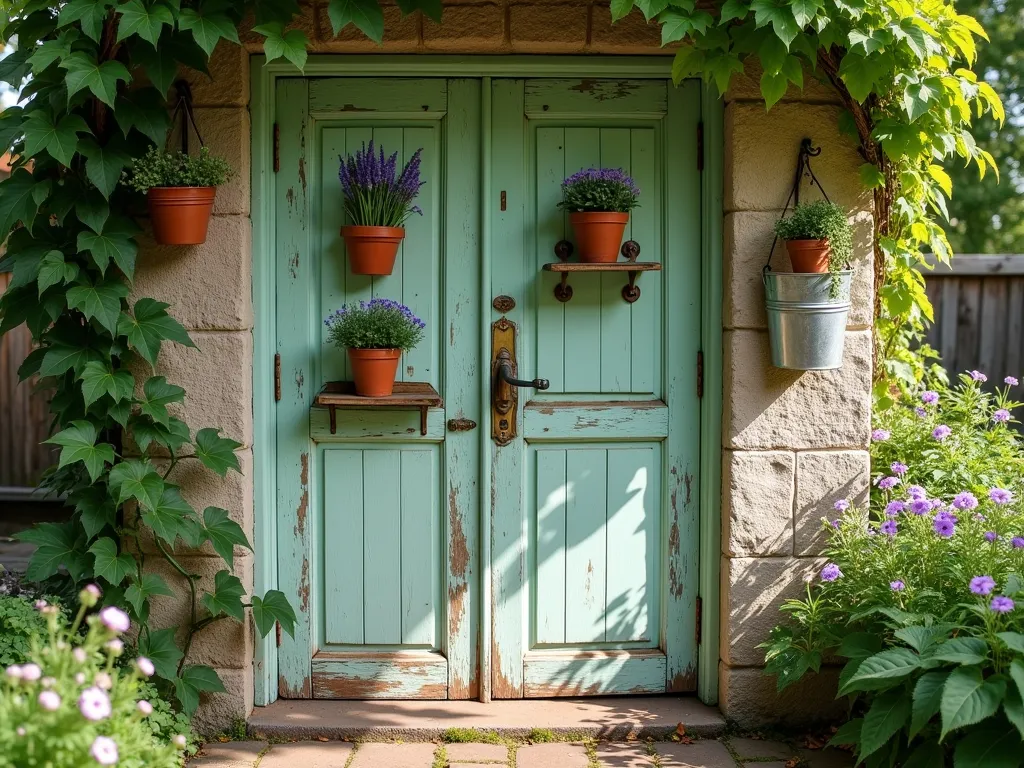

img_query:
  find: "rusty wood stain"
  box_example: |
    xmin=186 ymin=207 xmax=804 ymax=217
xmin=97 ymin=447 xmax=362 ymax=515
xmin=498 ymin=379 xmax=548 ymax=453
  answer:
xmin=299 ymin=556 xmax=310 ymax=613
xmin=285 ymin=187 xmax=294 ymax=207
xmin=295 ymin=452 xmax=309 ymax=537
xmin=288 ymin=251 xmax=299 ymax=280
xmin=449 ymin=486 xmax=470 ymax=578
xmin=298 ymin=123 xmax=307 ymax=197
xmin=491 ymin=640 xmax=518 ymax=699
xmin=279 ymin=673 xmax=311 ymax=699
xmin=684 ymin=471 xmax=693 ymax=506
xmin=668 ymin=665 xmax=697 ymax=692
xmin=295 ymin=369 xmax=305 ymax=400
xmin=448 ymin=581 xmax=467 ymax=638
xmin=406 ymin=365 xmax=414 ymax=377
xmin=315 ymin=676 xmax=445 ymax=699
xmin=339 ymin=103 xmax=375 ymax=112
xmin=569 ymin=79 xmax=640 ymax=101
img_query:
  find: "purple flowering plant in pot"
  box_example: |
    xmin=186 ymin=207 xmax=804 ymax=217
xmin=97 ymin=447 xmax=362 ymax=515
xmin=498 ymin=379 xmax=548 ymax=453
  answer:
xmin=339 ymin=141 xmax=425 ymax=276
xmin=558 ymin=168 xmax=640 ymax=263
xmin=325 ymin=298 xmax=426 ymax=397
xmin=760 ymin=371 xmax=1024 ymax=765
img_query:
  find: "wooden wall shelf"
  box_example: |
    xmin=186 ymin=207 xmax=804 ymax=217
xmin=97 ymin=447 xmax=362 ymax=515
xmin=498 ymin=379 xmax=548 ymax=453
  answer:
xmin=313 ymin=381 xmax=443 ymax=435
xmin=545 ymin=239 xmax=661 ymax=302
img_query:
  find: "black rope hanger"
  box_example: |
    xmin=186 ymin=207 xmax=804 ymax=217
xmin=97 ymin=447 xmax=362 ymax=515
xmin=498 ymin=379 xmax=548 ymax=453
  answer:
xmin=169 ymin=80 xmax=204 ymax=153
xmin=764 ymin=137 xmax=832 ymax=276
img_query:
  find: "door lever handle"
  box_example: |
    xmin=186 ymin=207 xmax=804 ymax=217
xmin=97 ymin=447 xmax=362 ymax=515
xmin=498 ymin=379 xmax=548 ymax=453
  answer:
xmin=496 ymin=361 xmax=549 ymax=391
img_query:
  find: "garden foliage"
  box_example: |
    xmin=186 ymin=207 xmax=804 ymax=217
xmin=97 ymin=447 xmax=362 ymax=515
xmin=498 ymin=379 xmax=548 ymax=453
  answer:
xmin=762 ymin=373 xmax=1024 ymax=766
xmin=325 ymin=298 xmax=427 ymax=351
xmin=558 ymin=168 xmax=641 ymax=213
xmin=124 ymin=146 xmax=232 ymax=193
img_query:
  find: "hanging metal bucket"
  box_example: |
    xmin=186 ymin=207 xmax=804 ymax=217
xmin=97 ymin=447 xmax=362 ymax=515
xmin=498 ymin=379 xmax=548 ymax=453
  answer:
xmin=764 ymin=271 xmax=852 ymax=370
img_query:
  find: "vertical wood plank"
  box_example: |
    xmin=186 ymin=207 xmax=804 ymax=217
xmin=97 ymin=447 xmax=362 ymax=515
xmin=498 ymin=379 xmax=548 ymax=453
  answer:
xmin=535 ymin=449 xmax=567 ymax=644
xmin=371 ymin=126 xmax=406 ymax=319
xmin=324 ymin=450 xmax=364 ymax=644
xmin=274 ymin=78 xmax=313 ymax=697
xmin=444 ymin=79 xmax=482 ymax=699
xmin=939 ymin=278 xmax=959 ymax=366
xmin=629 ymin=127 xmax=659 ymax=394
xmin=979 ymin=278 xmax=1007 ymax=380
xmin=954 ymin=278 xmax=981 ymax=375
xmin=1007 ymin=279 xmax=1024 ymax=378
xmin=320 ymin=126 xmax=348 ymax=384
xmin=401 ymin=449 xmax=437 ymax=646
xmin=564 ymin=448 xmax=608 ymax=643
xmin=562 ymin=127 xmax=602 ymax=393
xmin=535 ymin=126 xmax=566 ymax=392
xmin=362 ymin=449 xmax=403 ymax=644
xmin=345 ymin=127 xmax=375 ymax=329
xmin=599 ymin=127 xmax=633 ymax=393
xmin=605 ymin=447 xmax=654 ymax=642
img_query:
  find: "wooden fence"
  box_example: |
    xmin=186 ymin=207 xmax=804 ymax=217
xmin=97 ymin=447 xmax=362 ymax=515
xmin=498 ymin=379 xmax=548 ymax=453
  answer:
xmin=923 ymin=254 xmax=1024 ymax=384
xmin=0 ymin=271 xmax=57 ymax=488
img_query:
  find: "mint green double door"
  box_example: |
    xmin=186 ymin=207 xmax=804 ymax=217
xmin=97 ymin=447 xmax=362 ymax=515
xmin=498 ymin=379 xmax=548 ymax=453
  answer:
xmin=273 ymin=75 xmax=702 ymax=700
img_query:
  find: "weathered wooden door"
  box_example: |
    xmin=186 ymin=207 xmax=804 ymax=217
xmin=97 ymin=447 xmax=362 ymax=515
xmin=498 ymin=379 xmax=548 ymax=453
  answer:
xmin=488 ymin=79 xmax=702 ymax=696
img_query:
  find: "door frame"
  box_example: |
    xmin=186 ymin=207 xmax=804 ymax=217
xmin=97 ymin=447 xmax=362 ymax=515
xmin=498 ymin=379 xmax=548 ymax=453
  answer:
xmin=250 ymin=55 xmax=723 ymax=707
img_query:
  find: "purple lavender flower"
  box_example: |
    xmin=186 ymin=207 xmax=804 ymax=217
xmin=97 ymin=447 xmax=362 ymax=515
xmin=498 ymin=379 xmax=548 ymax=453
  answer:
xmin=891 ymin=461 xmax=908 ymax=475
xmin=830 ymin=519 xmax=842 ymax=529
xmin=993 ymin=409 xmax=1011 ymax=423
xmin=914 ymin=406 xmax=928 ymax=418
xmin=990 ymin=596 xmax=1015 ymax=613
xmin=833 ymin=499 xmax=850 ymax=512
xmin=909 ymin=498 xmax=932 ymax=516
xmin=907 ymin=485 xmax=927 ymax=499
xmin=890 ymin=580 xmax=905 ymax=591
xmin=934 ymin=517 xmax=956 ymax=538
xmin=1006 ymin=376 xmax=1019 ymax=386
xmin=952 ymin=491 xmax=979 ymax=510
xmin=1012 ymin=537 xmax=1024 ymax=549
xmin=932 ymin=425 xmax=952 ymax=441
xmin=921 ymin=391 xmax=939 ymax=405
xmin=877 ymin=476 xmax=900 ymax=490
xmin=990 ymin=488 xmax=1013 ymax=505
xmin=821 ymin=563 xmax=843 ymax=582
xmin=885 ymin=500 xmax=906 ymax=517
xmin=871 ymin=428 xmax=891 ymax=441
xmin=339 ymin=143 xmax=425 ymax=227
xmin=970 ymin=575 xmax=996 ymax=595
xmin=560 ymin=168 xmax=641 ymax=214
xmin=985 ymin=531 xmax=999 ymax=542
xmin=970 ymin=370 xmax=988 ymax=382
xmin=880 ymin=519 xmax=898 ymax=537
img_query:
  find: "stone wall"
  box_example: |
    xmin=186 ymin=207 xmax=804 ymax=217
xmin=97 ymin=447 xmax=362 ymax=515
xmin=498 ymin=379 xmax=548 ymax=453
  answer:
xmin=130 ymin=0 xmax=873 ymax=730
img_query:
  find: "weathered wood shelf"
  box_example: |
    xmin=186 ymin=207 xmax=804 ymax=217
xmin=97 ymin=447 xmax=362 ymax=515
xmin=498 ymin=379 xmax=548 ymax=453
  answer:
xmin=314 ymin=381 xmax=443 ymax=436
xmin=542 ymin=262 xmax=663 ymax=303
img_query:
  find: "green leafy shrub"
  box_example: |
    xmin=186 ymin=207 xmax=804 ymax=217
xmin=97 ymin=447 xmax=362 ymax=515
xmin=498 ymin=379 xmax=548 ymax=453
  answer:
xmin=774 ymin=201 xmax=854 ymax=267
xmin=558 ymin=168 xmax=640 ymax=213
xmin=325 ymin=298 xmax=426 ymax=351
xmin=761 ymin=373 xmax=1024 ymax=765
xmin=0 ymin=595 xmax=61 ymax=667
xmin=0 ymin=588 xmax=186 ymax=766
xmin=124 ymin=147 xmax=233 ymax=193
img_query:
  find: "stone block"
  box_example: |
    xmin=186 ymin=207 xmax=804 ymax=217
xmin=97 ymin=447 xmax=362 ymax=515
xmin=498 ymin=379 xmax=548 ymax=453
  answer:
xmin=181 ymin=43 xmax=250 ymax=107
xmin=133 ymin=215 xmax=253 ymax=331
xmin=190 ymin=740 xmax=266 ymax=766
xmin=723 ymin=329 xmax=872 ymax=451
xmin=171 ymin=108 xmax=249 ymax=216
xmin=517 ymin=743 xmax=589 ymax=768
xmin=720 ymin=556 xmax=822 ymax=666
xmin=589 ymin=6 xmax=665 ymax=53
xmin=260 ymin=742 xmax=355 ymax=767
xmin=154 ymin=330 xmax=254 ymax=448
xmin=316 ymin=4 xmax=422 ymax=51
xmin=723 ymin=212 xmax=874 ymax=331
xmin=350 ymin=743 xmax=438 ymax=768
xmin=795 ymin=451 xmax=869 ymax=556
xmin=423 ymin=4 xmax=506 ymax=51
xmin=192 ymin=667 xmax=255 ymax=735
xmin=725 ymin=58 xmax=841 ymax=105
xmin=510 ymin=4 xmax=588 ymax=52
xmin=240 ymin=4 xmax=319 ymax=53
xmin=722 ymin=450 xmax=794 ymax=556
xmin=724 ymin=102 xmax=870 ymax=215
xmin=656 ymin=740 xmax=736 ymax=767
xmin=719 ymin=663 xmax=846 ymax=728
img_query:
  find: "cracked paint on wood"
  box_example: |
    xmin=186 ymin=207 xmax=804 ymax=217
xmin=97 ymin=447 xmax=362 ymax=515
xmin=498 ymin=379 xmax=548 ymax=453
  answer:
xmin=312 ymin=653 xmax=447 ymax=699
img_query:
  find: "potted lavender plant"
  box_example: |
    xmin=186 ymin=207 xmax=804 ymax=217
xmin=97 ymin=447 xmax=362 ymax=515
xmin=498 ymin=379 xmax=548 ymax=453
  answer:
xmin=558 ymin=168 xmax=640 ymax=263
xmin=339 ymin=142 xmax=425 ymax=275
xmin=325 ymin=298 xmax=426 ymax=397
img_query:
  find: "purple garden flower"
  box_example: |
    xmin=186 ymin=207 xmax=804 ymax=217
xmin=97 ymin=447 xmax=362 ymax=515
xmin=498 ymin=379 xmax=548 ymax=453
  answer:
xmin=1006 ymin=376 xmax=1019 ymax=386
xmin=952 ymin=491 xmax=979 ymax=510
xmin=877 ymin=476 xmax=900 ymax=490
xmin=90 ymin=736 xmax=119 ymax=766
xmin=871 ymin=429 xmax=891 ymax=441
xmin=993 ymin=409 xmax=1011 ymax=423
xmin=989 ymin=488 xmax=1014 ymax=505
xmin=138 ymin=700 xmax=153 ymax=715
xmin=907 ymin=485 xmax=927 ymax=499
xmin=1012 ymin=537 xmax=1024 ymax=549
xmin=559 ymin=168 xmax=641 ymax=214
xmin=932 ymin=425 xmax=952 ymax=441
xmin=909 ymin=498 xmax=932 ymax=515
xmin=78 ymin=687 xmax=111 ymax=721
xmin=970 ymin=575 xmax=996 ymax=595
xmin=970 ymin=370 xmax=988 ymax=382
xmin=821 ymin=563 xmax=843 ymax=582
xmin=833 ymin=499 xmax=850 ymax=512
xmin=921 ymin=391 xmax=939 ymax=405
xmin=990 ymin=596 xmax=1015 ymax=613
xmin=830 ymin=519 xmax=842 ymax=529
xmin=891 ymin=462 xmax=908 ymax=475
xmin=885 ymin=500 xmax=906 ymax=517
xmin=880 ymin=519 xmax=898 ymax=537
xmin=136 ymin=657 xmax=155 ymax=677
xmin=934 ymin=516 xmax=956 ymax=538
xmin=914 ymin=406 xmax=928 ymax=418
xmin=339 ymin=141 xmax=425 ymax=227
xmin=890 ymin=580 xmax=906 ymax=591
xmin=38 ymin=691 xmax=60 ymax=711
xmin=985 ymin=531 xmax=999 ymax=542
xmin=99 ymin=606 xmax=129 ymax=634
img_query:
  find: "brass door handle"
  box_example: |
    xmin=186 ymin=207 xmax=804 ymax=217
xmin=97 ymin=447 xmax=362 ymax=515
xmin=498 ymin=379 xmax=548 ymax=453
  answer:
xmin=496 ymin=360 xmax=549 ymax=392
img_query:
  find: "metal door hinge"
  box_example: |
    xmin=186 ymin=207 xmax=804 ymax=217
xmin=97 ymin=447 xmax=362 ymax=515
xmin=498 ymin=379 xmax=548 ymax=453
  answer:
xmin=696 ymin=350 xmax=704 ymax=399
xmin=274 ymin=353 xmax=282 ymax=402
xmin=695 ymin=596 xmax=702 ymax=646
xmin=447 ymin=418 xmax=477 ymax=432
xmin=696 ymin=122 xmax=704 ymax=172
xmin=273 ymin=123 xmax=281 ymax=173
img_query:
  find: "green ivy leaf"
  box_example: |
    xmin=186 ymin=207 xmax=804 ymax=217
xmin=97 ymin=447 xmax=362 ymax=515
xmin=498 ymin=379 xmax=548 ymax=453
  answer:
xmin=859 ymin=686 xmax=910 ymax=759
xmin=718 ymin=0 xmax=749 ymax=22
xmin=671 ymin=45 xmax=706 ymax=85
xmin=79 ymin=134 xmax=133 ymax=199
xmin=131 ymin=416 xmax=192 ymax=454
xmin=789 ymin=0 xmax=821 ymax=28
xmin=138 ymin=376 xmax=186 ymax=426
xmin=89 ymin=537 xmax=135 ymax=586
xmin=175 ymin=665 xmax=225 ymax=716
xmin=705 ymin=51 xmax=745 ymax=97
xmin=21 ymin=112 xmax=91 ymax=166
xmin=117 ymin=298 xmax=196 ymax=367
xmin=201 ymin=570 xmax=246 ymax=621
xmin=77 ymin=217 xmax=139 ymax=279
xmin=327 ymin=0 xmax=384 ymax=42
xmin=114 ymin=88 xmax=172 ymax=145
xmin=58 ymin=0 xmax=114 ymax=42
xmin=142 ymin=485 xmax=199 ymax=547
xmin=45 ymin=420 xmax=115 ymax=482
xmin=138 ymin=627 xmax=184 ymax=679
xmin=940 ymin=666 xmax=1006 ymax=739
xmin=902 ymin=78 xmax=939 ymax=123
xmin=17 ymin=522 xmax=91 ymax=582
xmin=79 ymin=360 xmax=134 ymax=408
xmin=39 ymin=341 xmax=103 ymax=378
xmin=37 ymin=250 xmax=80 ymax=298
xmin=67 ymin=274 xmax=130 ymax=333
xmin=838 ymin=51 xmax=887 ymax=102
xmin=848 ymin=27 xmax=891 ymax=55
xmin=61 ymin=52 xmax=131 ymax=108
xmin=108 ymin=459 xmax=165 ymax=511
xmin=658 ymin=9 xmax=713 ymax=44
xmin=633 ymin=0 xmax=669 ymax=21
xmin=610 ymin=0 xmax=635 ymax=22
xmin=202 ymin=507 xmax=252 ymax=568
xmin=116 ymin=0 xmax=175 ymax=45
xmin=77 ymin=189 xmax=110 ymax=234
xmin=859 ymin=163 xmax=885 ymax=189
xmin=194 ymin=428 xmax=243 ymax=477
xmin=0 ymin=170 xmax=46 ymax=238
xmin=750 ymin=0 xmax=799 ymax=46
xmin=253 ymin=22 xmax=308 ymax=70
xmin=251 ymin=590 xmax=297 ymax=639
xmin=125 ymin=572 xmax=174 ymax=617
xmin=393 ymin=0 xmax=442 ymax=22
xmin=951 ymin=724 xmax=1022 ymax=768
xmin=178 ymin=7 xmax=241 ymax=56
xmin=27 ymin=29 xmax=81 ymax=73
xmin=910 ymin=669 xmax=949 ymax=739
xmin=760 ymin=69 xmax=789 ymax=109
xmin=70 ymin=485 xmax=118 ymax=540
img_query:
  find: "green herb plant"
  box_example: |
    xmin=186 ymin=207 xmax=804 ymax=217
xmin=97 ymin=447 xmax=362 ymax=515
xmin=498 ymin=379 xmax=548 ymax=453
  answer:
xmin=124 ymin=147 xmax=232 ymax=193
xmin=774 ymin=200 xmax=854 ymax=297
xmin=325 ymin=298 xmax=426 ymax=351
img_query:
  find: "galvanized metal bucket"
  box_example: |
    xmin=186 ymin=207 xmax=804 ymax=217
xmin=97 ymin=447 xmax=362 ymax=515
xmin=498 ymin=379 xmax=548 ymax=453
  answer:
xmin=764 ymin=271 xmax=852 ymax=370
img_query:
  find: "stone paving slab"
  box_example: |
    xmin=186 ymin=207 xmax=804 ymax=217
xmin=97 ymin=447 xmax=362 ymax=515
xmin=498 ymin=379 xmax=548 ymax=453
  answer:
xmin=259 ymin=742 xmax=355 ymax=767
xmin=189 ymin=741 xmax=267 ymax=766
xmin=445 ymin=742 xmax=509 ymax=762
xmin=349 ymin=742 xmax=438 ymax=768
xmin=516 ymin=743 xmax=590 ymax=768
xmin=727 ymin=737 xmax=796 ymax=760
xmin=657 ymin=741 xmax=738 ymax=768
xmin=595 ymin=743 xmax=655 ymax=767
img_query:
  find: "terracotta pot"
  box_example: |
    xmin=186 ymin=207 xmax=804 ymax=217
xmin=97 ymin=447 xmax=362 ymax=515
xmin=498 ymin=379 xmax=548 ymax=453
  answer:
xmin=342 ymin=226 xmax=405 ymax=275
xmin=569 ymin=212 xmax=629 ymax=263
xmin=348 ymin=348 xmax=401 ymax=397
xmin=147 ymin=187 xmax=217 ymax=245
xmin=785 ymin=239 xmax=832 ymax=273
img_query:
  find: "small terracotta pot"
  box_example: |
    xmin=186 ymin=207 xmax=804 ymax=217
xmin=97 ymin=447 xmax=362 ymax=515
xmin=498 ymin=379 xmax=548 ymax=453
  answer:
xmin=147 ymin=187 xmax=217 ymax=245
xmin=342 ymin=226 xmax=405 ymax=275
xmin=569 ymin=212 xmax=629 ymax=263
xmin=785 ymin=239 xmax=832 ymax=273
xmin=348 ymin=348 xmax=401 ymax=397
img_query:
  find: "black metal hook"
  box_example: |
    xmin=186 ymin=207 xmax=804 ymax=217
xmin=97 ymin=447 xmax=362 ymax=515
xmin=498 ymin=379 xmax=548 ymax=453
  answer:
xmin=170 ymin=79 xmax=204 ymax=155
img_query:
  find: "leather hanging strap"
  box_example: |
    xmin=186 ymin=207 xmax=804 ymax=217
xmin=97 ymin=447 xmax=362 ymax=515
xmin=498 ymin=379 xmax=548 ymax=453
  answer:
xmin=763 ymin=138 xmax=833 ymax=276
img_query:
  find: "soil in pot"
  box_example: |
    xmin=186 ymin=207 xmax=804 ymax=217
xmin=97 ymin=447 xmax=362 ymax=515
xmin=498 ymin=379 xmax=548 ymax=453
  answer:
xmin=342 ymin=226 xmax=405 ymax=275
xmin=148 ymin=187 xmax=217 ymax=245
xmin=569 ymin=212 xmax=629 ymax=263
xmin=348 ymin=348 xmax=401 ymax=397
xmin=785 ymin=239 xmax=832 ymax=273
